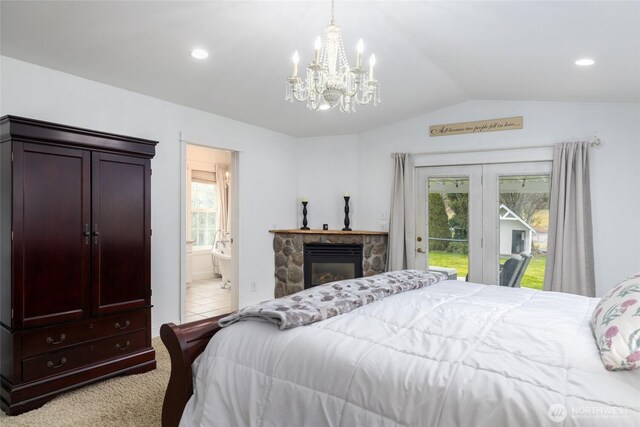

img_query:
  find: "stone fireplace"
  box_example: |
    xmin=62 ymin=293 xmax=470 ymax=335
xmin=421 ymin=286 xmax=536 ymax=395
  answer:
xmin=270 ymin=229 xmax=388 ymax=297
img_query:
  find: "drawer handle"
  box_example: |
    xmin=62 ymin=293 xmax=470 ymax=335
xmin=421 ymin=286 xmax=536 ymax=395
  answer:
xmin=115 ymin=340 xmax=131 ymax=351
xmin=46 ymin=333 xmax=66 ymax=345
xmin=115 ymin=320 xmax=130 ymax=330
xmin=47 ymin=357 xmax=67 ymax=369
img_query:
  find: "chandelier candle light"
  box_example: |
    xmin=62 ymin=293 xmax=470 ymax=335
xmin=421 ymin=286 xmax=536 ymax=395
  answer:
xmin=285 ymin=0 xmax=381 ymax=112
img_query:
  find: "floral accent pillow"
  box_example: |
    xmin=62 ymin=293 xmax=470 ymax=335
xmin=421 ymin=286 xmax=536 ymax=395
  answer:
xmin=591 ymin=272 xmax=640 ymax=371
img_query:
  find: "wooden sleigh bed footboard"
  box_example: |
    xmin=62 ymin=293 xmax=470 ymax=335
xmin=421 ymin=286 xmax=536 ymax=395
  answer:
xmin=160 ymin=314 xmax=229 ymax=427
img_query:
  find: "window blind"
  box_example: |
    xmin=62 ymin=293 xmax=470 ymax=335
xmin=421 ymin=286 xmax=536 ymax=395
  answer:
xmin=191 ymin=170 xmax=216 ymax=184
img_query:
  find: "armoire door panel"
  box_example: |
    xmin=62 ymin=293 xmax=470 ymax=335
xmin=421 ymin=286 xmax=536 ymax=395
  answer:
xmin=92 ymin=152 xmax=150 ymax=314
xmin=15 ymin=142 xmax=91 ymax=328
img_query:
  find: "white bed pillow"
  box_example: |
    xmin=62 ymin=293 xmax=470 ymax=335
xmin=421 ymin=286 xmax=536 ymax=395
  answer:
xmin=591 ymin=273 xmax=640 ymax=371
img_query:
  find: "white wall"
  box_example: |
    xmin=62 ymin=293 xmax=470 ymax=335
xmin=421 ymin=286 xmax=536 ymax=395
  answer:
xmin=296 ymin=135 xmax=359 ymax=230
xmin=2 ymin=55 xmax=638 ymax=313
xmin=356 ymin=100 xmax=640 ymax=296
xmin=0 ymin=56 xmax=298 ymax=334
xmin=190 ymin=254 xmax=215 ymax=282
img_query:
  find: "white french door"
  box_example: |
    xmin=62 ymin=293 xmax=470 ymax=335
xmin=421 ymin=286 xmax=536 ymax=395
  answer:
xmin=416 ymin=166 xmax=483 ymax=282
xmin=415 ymin=161 xmax=552 ymax=287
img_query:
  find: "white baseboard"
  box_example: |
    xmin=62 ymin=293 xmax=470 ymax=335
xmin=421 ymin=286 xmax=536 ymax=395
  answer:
xmin=192 ymin=271 xmax=215 ymax=281
xmin=152 ymin=325 xmax=162 ymax=338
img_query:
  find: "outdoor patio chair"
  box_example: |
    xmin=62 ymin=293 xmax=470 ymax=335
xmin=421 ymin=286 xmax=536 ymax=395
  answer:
xmin=511 ymin=252 xmax=533 ymax=288
xmin=500 ymin=256 xmax=524 ymax=287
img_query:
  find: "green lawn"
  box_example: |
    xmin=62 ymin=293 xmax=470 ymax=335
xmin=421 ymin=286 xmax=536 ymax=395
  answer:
xmin=429 ymin=251 xmax=469 ymax=280
xmin=429 ymin=251 xmax=546 ymax=290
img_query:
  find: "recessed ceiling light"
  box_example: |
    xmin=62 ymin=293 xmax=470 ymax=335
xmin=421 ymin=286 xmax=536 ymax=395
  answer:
xmin=575 ymin=58 xmax=595 ymax=66
xmin=190 ymin=48 xmax=209 ymax=60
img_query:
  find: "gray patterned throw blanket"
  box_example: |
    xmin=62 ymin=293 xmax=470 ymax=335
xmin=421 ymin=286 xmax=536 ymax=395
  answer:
xmin=219 ymin=270 xmax=448 ymax=330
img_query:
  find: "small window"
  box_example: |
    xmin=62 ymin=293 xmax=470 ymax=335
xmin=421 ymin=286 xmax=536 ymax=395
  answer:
xmin=190 ymin=181 xmax=218 ymax=248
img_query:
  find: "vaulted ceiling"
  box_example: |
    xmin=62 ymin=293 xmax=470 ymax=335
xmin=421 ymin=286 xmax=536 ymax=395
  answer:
xmin=2 ymin=1 xmax=639 ymax=137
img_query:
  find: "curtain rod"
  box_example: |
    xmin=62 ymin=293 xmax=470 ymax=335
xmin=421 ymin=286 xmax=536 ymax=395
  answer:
xmin=390 ymin=135 xmax=602 ymax=157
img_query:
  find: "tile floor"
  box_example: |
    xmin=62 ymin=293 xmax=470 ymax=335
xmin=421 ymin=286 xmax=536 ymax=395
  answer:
xmin=186 ymin=278 xmax=232 ymax=323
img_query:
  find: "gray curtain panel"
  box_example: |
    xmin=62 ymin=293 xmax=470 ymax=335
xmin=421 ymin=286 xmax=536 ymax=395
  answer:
xmin=387 ymin=153 xmax=416 ymax=271
xmin=544 ymin=142 xmax=595 ymax=296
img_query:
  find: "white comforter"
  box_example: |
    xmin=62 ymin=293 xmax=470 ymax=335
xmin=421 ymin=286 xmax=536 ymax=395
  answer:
xmin=181 ymin=281 xmax=640 ymax=427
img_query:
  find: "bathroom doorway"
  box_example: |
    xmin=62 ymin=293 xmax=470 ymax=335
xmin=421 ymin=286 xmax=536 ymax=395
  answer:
xmin=183 ymin=143 xmax=238 ymax=322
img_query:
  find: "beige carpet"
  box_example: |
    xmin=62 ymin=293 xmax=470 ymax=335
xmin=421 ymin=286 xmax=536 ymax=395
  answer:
xmin=0 ymin=337 xmax=169 ymax=427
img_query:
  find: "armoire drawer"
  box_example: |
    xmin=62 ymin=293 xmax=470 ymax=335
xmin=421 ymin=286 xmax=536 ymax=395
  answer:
xmin=21 ymin=310 xmax=148 ymax=358
xmin=22 ymin=329 xmax=147 ymax=383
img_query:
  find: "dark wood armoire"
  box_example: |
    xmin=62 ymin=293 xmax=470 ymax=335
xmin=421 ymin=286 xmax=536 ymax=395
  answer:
xmin=0 ymin=116 xmax=157 ymax=415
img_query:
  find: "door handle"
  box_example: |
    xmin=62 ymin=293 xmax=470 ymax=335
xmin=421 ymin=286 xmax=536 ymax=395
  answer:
xmin=93 ymin=224 xmax=99 ymax=244
xmin=83 ymin=224 xmax=91 ymax=244
xmin=417 ymin=247 xmax=425 ymax=253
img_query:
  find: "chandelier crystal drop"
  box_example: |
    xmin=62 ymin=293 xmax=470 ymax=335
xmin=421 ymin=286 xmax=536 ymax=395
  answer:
xmin=285 ymin=0 xmax=381 ymax=112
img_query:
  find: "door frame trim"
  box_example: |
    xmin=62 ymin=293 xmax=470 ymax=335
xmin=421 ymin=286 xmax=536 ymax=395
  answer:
xmin=178 ymin=133 xmax=241 ymax=325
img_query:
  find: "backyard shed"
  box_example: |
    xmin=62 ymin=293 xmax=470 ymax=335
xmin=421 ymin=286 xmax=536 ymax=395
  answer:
xmin=499 ymin=204 xmax=536 ymax=255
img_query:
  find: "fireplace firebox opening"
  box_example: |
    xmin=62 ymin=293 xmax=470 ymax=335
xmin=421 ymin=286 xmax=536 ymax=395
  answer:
xmin=303 ymin=243 xmax=363 ymax=289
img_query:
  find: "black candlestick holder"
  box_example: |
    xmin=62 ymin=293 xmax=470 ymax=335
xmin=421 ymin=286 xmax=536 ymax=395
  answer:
xmin=300 ymin=201 xmax=310 ymax=230
xmin=342 ymin=196 xmax=352 ymax=231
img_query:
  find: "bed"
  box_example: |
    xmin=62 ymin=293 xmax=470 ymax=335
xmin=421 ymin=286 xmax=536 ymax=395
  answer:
xmin=161 ymin=280 xmax=640 ymax=427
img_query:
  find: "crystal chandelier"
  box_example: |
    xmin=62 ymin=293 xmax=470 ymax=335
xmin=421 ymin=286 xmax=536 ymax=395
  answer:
xmin=285 ymin=0 xmax=381 ymax=112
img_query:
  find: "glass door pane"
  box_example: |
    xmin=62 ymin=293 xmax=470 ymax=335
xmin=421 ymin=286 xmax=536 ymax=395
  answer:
xmin=415 ymin=165 xmax=483 ymax=282
xmin=428 ymin=177 xmax=469 ymax=281
xmin=498 ymin=174 xmax=551 ymax=289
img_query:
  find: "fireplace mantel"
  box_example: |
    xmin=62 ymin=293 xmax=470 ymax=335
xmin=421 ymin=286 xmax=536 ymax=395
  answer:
xmin=269 ymin=229 xmax=388 ymax=236
xmin=271 ymin=229 xmax=389 ymax=297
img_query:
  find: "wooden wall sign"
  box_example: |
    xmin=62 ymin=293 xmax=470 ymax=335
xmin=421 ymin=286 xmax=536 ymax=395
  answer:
xmin=429 ymin=116 xmax=523 ymax=137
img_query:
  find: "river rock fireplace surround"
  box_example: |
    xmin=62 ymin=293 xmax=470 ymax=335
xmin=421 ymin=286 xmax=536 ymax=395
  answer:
xmin=270 ymin=229 xmax=389 ymax=297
